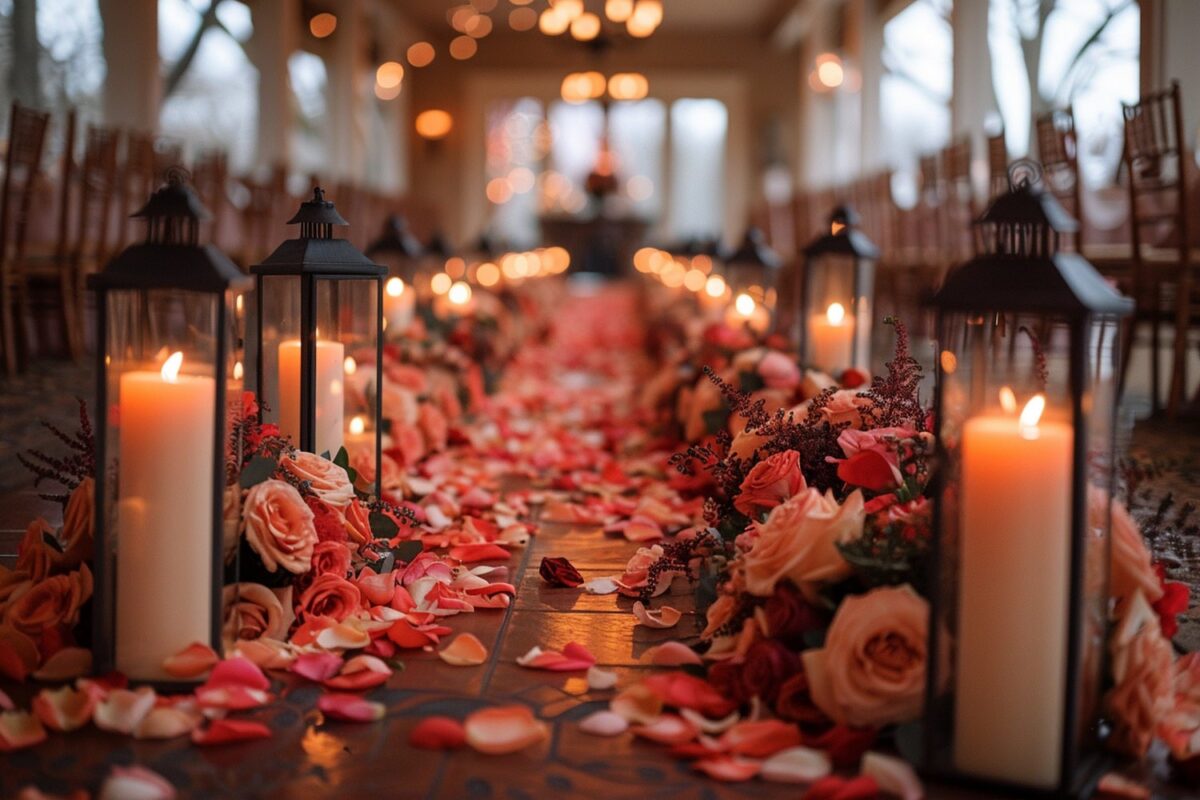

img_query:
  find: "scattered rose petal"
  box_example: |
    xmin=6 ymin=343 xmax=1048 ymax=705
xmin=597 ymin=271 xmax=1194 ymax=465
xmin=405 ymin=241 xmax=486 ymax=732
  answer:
xmin=610 ymin=683 xmax=664 ymax=724
xmin=719 ymin=720 xmax=803 ymax=758
xmin=539 ymin=556 xmax=584 ymax=588
xmin=760 ymin=746 xmax=832 ymax=783
xmin=194 ymin=684 xmax=273 ymax=711
xmin=0 ymin=710 xmax=47 ymax=751
xmin=632 ymin=601 xmax=683 ymax=629
xmin=448 ymin=543 xmax=511 ymax=563
xmin=803 ymin=775 xmax=880 ymax=800
xmin=161 ymin=642 xmax=219 ymax=679
xmin=586 ymin=666 xmax=619 ymax=691
xmin=206 ymin=657 xmax=270 ymax=691
xmin=579 ymin=710 xmax=628 ymax=737
xmin=643 ymin=672 xmax=737 ymax=718
xmin=134 ymin=706 xmax=202 ymax=740
xmin=516 ymin=642 xmax=596 ymax=672
xmin=464 ymin=705 xmax=548 ymax=755
xmin=861 ymin=752 xmax=923 ymax=800
xmin=680 ymin=707 xmax=741 ymax=735
xmin=98 ymin=765 xmax=175 ymax=800
xmin=94 ymin=687 xmax=156 ymax=734
xmin=315 ymin=622 xmax=373 ymax=651
xmin=232 ymin=639 xmax=296 ymax=670
xmin=409 ymin=716 xmax=467 ymax=750
xmin=0 ymin=627 xmax=38 ymax=681
xmin=324 ymin=655 xmax=392 ymax=691
xmin=1096 ymin=772 xmax=1151 ymax=800
xmin=438 ymin=633 xmax=489 ymax=667
xmin=632 ymin=714 xmax=697 ymax=745
xmin=0 ymin=688 xmax=12 ymax=711
xmin=622 ymin=517 xmax=664 ymax=542
xmin=32 ymin=685 xmax=96 ymax=732
xmin=32 ymin=647 xmax=93 ymax=682
xmin=692 ymin=755 xmax=761 ymax=782
xmin=642 ymin=642 xmax=703 ymax=667
xmin=290 ymin=652 xmax=345 ymax=683
xmin=192 ymin=718 xmax=272 ymax=745
xmin=318 ymin=693 xmax=386 ymax=723
xmin=582 ymin=578 xmax=620 ymax=595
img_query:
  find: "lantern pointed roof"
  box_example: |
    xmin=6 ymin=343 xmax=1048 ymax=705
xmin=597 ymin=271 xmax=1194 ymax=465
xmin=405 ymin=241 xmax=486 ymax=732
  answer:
xmin=802 ymin=204 xmax=880 ymax=259
xmin=252 ymin=187 xmax=384 ymax=277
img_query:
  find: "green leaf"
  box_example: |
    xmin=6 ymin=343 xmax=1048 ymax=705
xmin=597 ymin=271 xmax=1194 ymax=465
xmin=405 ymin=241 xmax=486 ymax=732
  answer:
xmin=333 ymin=447 xmax=351 ymax=470
xmin=239 ymin=455 xmax=276 ymax=489
xmin=369 ymin=510 xmax=399 ymax=540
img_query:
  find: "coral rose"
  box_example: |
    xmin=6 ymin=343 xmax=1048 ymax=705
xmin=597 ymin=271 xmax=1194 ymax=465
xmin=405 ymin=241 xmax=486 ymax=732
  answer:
xmin=5 ymin=564 xmax=92 ymax=635
xmin=310 ymin=540 xmax=351 ymax=578
xmin=802 ymin=584 xmax=928 ymax=728
xmin=243 ymin=479 xmax=318 ymax=574
xmin=15 ymin=519 xmax=57 ymax=582
xmin=222 ymin=582 xmax=289 ymax=643
xmin=729 ymin=429 xmax=770 ymax=461
xmin=1106 ymin=590 xmax=1174 ymax=758
xmin=1098 ymin=488 xmax=1163 ymax=607
xmin=60 ymin=478 xmax=94 ymax=559
xmin=734 ymin=450 xmax=806 ymax=518
xmin=742 ymin=488 xmax=863 ymax=598
xmin=344 ymin=499 xmax=373 ymax=547
xmin=281 ymin=451 xmax=355 ymax=510
xmin=297 ymin=574 xmax=362 ymax=622
xmin=820 ymin=389 xmax=869 ymax=429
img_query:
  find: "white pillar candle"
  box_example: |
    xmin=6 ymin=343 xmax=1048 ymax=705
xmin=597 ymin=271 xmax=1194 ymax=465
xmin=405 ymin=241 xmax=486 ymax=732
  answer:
xmin=808 ymin=302 xmax=854 ymax=374
xmin=116 ymin=352 xmax=215 ymax=682
xmin=954 ymin=394 xmax=1073 ymax=787
xmin=383 ymin=277 xmax=414 ymax=335
xmin=277 ymin=338 xmax=345 ymax=456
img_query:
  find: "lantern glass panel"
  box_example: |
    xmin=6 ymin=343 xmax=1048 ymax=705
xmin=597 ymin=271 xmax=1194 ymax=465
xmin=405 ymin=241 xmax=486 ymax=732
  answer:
xmin=929 ymin=310 xmax=1115 ymax=792
xmin=97 ymin=287 xmax=236 ymax=683
xmin=803 ymin=252 xmax=873 ymax=373
xmin=256 ymin=275 xmax=301 ymax=442
xmin=319 ymin=277 xmax=381 ymax=458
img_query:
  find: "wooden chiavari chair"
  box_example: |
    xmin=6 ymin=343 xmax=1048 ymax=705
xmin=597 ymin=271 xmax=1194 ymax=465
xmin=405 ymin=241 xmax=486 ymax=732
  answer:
xmin=116 ymin=132 xmax=157 ymax=251
xmin=1119 ymin=81 xmax=1197 ymax=418
xmin=192 ymin=149 xmax=228 ymax=244
xmin=1035 ymin=107 xmax=1084 ymax=253
xmin=239 ymin=163 xmax=288 ymax=267
xmin=0 ymin=103 xmax=50 ymax=374
xmin=987 ymin=129 xmax=1009 ymax=201
xmin=940 ymin=137 xmax=977 ymax=265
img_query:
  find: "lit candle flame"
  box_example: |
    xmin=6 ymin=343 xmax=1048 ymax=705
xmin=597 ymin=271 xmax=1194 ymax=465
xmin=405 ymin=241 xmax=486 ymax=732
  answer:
xmin=386 ymin=277 xmax=405 ymax=297
xmin=233 ymin=361 xmax=244 ymax=381
xmin=448 ymin=281 xmax=472 ymax=305
xmin=1019 ymin=393 xmax=1045 ymax=429
xmin=734 ymin=293 xmax=755 ymax=317
xmin=999 ymin=386 xmax=1017 ymax=414
xmin=343 ymin=356 xmax=357 ymax=375
xmin=349 ymin=415 xmax=365 ymax=435
xmin=826 ymin=302 xmax=845 ymax=325
xmin=831 ymin=221 xmax=845 ymax=235
xmin=704 ymin=275 xmax=726 ymax=298
xmin=161 ymin=351 xmax=183 ymax=383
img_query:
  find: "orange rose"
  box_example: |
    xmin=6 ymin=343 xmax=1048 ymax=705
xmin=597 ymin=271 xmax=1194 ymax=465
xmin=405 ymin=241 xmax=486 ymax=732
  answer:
xmin=243 ymin=479 xmax=318 ymax=574
xmin=734 ymin=450 xmax=806 ymax=518
xmin=222 ymin=582 xmax=289 ymax=643
xmin=820 ymin=389 xmax=870 ymax=429
xmin=296 ymin=573 xmax=362 ymax=622
xmin=1098 ymin=488 xmax=1163 ymax=607
xmin=729 ymin=429 xmax=770 ymax=461
xmin=5 ymin=564 xmax=92 ymax=636
xmin=281 ymin=451 xmax=355 ymax=510
xmin=1106 ymin=590 xmax=1174 ymax=758
xmin=802 ymin=584 xmax=928 ymax=727
xmin=60 ymin=478 xmax=94 ymax=560
xmin=16 ymin=519 xmax=57 ymax=582
xmin=742 ymin=488 xmax=863 ymax=598
xmin=344 ymin=499 xmax=372 ymax=547
xmin=310 ymin=540 xmax=351 ymax=577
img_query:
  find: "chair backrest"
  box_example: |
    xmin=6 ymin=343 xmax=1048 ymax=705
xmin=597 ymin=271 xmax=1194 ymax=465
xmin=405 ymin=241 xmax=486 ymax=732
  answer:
xmin=153 ymin=138 xmax=184 ymax=183
xmin=117 ymin=131 xmax=157 ymax=248
xmin=986 ymin=129 xmax=1008 ymax=201
xmin=53 ymin=109 xmax=78 ymax=259
xmin=192 ymin=149 xmax=228 ymax=243
xmin=71 ymin=124 xmax=121 ymax=264
xmin=1035 ymin=107 xmax=1083 ymax=251
xmin=940 ymin=137 xmax=977 ymax=262
xmin=1122 ymin=81 xmax=1190 ymax=259
xmin=0 ymin=102 xmax=51 ymax=265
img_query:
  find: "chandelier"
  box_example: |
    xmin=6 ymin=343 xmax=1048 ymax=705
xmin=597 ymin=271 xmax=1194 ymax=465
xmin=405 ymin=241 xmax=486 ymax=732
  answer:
xmin=537 ymin=0 xmax=664 ymax=41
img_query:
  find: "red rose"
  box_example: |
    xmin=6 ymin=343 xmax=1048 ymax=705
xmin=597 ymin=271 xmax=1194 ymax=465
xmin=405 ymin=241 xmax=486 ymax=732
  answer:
xmin=803 ymin=724 xmax=878 ymax=769
xmin=1151 ymin=563 xmax=1190 ymax=638
xmin=310 ymin=541 xmax=351 ymax=578
xmin=539 ymin=556 xmax=583 ymax=588
xmin=734 ymin=450 xmax=806 ymax=518
xmin=761 ymin=581 xmax=824 ymax=644
xmin=774 ymin=671 xmax=831 ymax=728
xmin=306 ymin=497 xmax=348 ymax=544
xmin=296 ymin=574 xmax=362 ymax=622
xmin=836 ymin=449 xmax=898 ymax=491
xmin=739 ymin=638 xmax=801 ymax=706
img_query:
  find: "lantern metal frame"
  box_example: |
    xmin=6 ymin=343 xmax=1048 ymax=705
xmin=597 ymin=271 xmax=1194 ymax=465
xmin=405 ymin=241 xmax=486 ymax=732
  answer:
xmin=251 ymin=188 xmax=386 ymax=495
xmin=365 ymin=213 xmax=425 ymax=285
xmin=720 ymin=227 xmax=782 ymax=331
xmin=89 ymin=169 xmax=250 ymax=683
xmin=922 ymin=165 xmax=1133 ymax=797
xmin=797 ymin=204 xmax=879 ymax=371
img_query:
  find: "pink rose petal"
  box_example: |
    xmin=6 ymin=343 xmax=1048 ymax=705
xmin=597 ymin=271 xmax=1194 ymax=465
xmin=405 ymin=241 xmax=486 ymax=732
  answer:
xmin=861 ymin=751 xmax=924 ymax=800
xmin=134 ymin=705 xmax=203 ymax=740
xmin=516 ymin=642 xmax=596 ymax=672
xmin=692 ymin=755 xmax=762 ymax=782
xmin=438 ymin=633 xmax=489 ymax=667
xmin=448 ymin=543 xmax=511 ymax=563
xmin=32 ymin=647 xmax=93 ymax=682
xmin=582 ymin=577 xmax=620 ymax=595
xmin=94 ymin=687 xmax=156 ymax=734
xmin=632 ymin=713 xmax=698 ymax=745
xmin=32 ymin=685 xmax=96 ymax=732
xmin=0 ymin=710 xmax=47 ymax=751
xmin=642 ymin=641 xmax=703 ymax=667
xmin=579 ymin=710 xmax=629 ymax=737
xmin=586 ymin=666 xmax=619 ymax=691
xmin=162 ymin=642 xmax=219 ymax=679
xmin=323 ymin=655 xmax=392 ymax=691
xmin=98 ymin=765 xmax=175 ymax=800
xmin=464 ymin=705 xmax=548 ymax=755
xmin=290 ymin=652 xmax=345 ymax=683
xmin=194 ymin=685 xmax=273 ymax=711
xmin=760 ymin=746 xmax=832 ymax=783
xmin=318 ymin=693 xmax=386 ymax=723
xmin=191 ymin=718 xmax=272 ymax=745
xmin=206 ymin=656 xmax=270 ymax=691
xmin=632 ymin=601 xmax=683 ymax=629
xmin=232 ymin=639 xmax=296 ymax=670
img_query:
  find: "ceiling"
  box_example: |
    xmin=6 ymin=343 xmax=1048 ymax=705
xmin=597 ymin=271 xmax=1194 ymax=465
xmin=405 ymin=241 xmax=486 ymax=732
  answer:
xmin=396 ymin=0 xmax=787 ymax=39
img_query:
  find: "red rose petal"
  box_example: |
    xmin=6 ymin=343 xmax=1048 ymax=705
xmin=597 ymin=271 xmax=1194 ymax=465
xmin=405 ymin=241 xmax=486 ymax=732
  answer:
xmin=387 ymin=619 xmax=440 ymax=649
xmin=191 ymin=718 xmax=273 ymax=745
xmin=318 ymin=693 xmax=386 ymax=723
xmin=448 ymin=543 xmax=511 ymax=563
xmin=323 ymin=655 xmax=392 ymax=691
xmin=718 ymin=720 xmax=803 ymax=758
xmin=409 ymin=716 xmax=467 ymax=750
xmin=643 ymin=672 xmax=737 ymax=718
xmin=206 ymin=656 xmax=270 ymax=691
xmin=803 ymin=775 xmax=880 ymax=800
xmin=539 ymin=556 xmax=584 ymax=588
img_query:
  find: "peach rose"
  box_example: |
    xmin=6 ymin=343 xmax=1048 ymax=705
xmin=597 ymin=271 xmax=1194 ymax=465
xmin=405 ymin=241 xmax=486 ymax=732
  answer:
xmin=222 ymin=582 xmax=289 ymax=643
xmin=758 ymin=350 xmax=801 ymax=390
xmin=243 ymin=479 xmax=318 ymax=574
xmin=280 ymin=451 xmax=355 ymax=510
xmin=742 ymin=488 xmax=863 ymax=597
xmin=1106 ymin=590 xmax=1174 ymax=758
xmin=16 ymin=519 xmax=57 ymax=582
xmin=297 ymin=573 xmax=362 ymax=622
xmin=734 ymin=450 xmax=806 ymax=518
xmin=1097 ymin=488 xmax=1164 ymax=607
xmin=60 ymin=478 xmax=94 ymax=558
xmin=821 ymin=389 xmax=870 ymax=429
xmin=348 ymin=443 xmax=402 ymax=494
xmin=311 ymin=540 xmax=351 ymax=577
xmin=5 ymin=564 xmax=92 ymax=635
xmin=802 ymin=584 xmax=928 ymax=727
xmin=729 ymin=429 xmax=770 ymax=461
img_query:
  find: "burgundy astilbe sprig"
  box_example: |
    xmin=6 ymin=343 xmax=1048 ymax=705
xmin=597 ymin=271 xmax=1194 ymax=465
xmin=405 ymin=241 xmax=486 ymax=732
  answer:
xmin=856 ymin=317 xmax=926 ymax=431
xmin=18 ymin=397 xmax=96 ymax=505
xmin=1019 ymin=325 xmax=1049 ymax=392
xmin=639 ymin=527 xmax=728 ymax=603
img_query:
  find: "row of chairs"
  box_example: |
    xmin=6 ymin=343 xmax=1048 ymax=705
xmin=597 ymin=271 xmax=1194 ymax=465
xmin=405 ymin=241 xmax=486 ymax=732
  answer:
xmin=0 ymin=103 xmax=436 ymax=376
xmin=760 ymin=82 xmax=1196 ymax=418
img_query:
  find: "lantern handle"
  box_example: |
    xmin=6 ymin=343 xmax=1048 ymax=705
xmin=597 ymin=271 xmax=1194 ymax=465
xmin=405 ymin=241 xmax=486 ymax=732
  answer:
xmin=1007 ymin=158 xmax=1043 ymax=191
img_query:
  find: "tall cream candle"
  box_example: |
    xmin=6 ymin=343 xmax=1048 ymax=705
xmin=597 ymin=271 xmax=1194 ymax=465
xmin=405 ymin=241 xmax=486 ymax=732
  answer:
xmin=954 ymin=395 xmax=1073 ymax=787
xmin=808 ymin=302 xmax=854 ymax=373
xmin=116 ymin=352 xmax=215 ymax=681
xmin=277 ymin=338 xmax=344 ymax=456
xmin=383 ymin=277 xmax=414 ymax=334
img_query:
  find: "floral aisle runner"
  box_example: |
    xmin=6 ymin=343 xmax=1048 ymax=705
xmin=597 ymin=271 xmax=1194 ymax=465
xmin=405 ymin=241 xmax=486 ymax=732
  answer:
xmin=0 ymin=282 xmax=1197 ymax=798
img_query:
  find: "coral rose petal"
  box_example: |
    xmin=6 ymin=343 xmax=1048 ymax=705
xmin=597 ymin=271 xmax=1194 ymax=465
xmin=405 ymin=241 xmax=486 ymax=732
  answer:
xmin=720 ymin=720 xmax=803 ymax=758
xmin=611 ymin=684 xmax=664 ymax=724
xmin=0 ymin=710 xmax=47 ymax=751
xmin=642 ymin=672 xmax=737 ymax=718
xmin=632 ymin=601 xmax=683 ymax=629
xmin=32 ymin=647 xmax=93 ymax=682
xmin=692 ymin=756 xmax=761 ymax=782
xmin=387 ymin=620 xmax=438 ymax=650
xmin=290 ymin=652 xmax=345 ymax=683
xmin=317 ymin=693 xmax=386 ymax=723
xmin=642 ymin=642 xmax=703 ymax=667
xmin=324 ymin=655 xmax=392 ymax=691
xmin=448 ymin=543 xmax=511 ymax=563
xmin=98 ymin=765 xmax=176 ymax=800
xmin=633 ymin=713 xmax=698 ymax=745
xmin=680 ymin=707 xmax=741 ymax=735
xmin=161 ymin=642 xmax=219 ymax=679
xmin=134 ymin=706 xmax=202 ymax=740
xmin=579 ymin=710 xmax=629 ymax=737
xmin=191 ymin=718 xmax=273 ymax=745
xmin=586 ymin=665 xmax=619 ymax=691
xmin=409 ymin=716 xmax=467 ymax=749
xmin=94 ymin=687 xmax=156 ymax=734
xmin=760 ymin=746 xmax=832 ymax=783
xmin=232 ymin=639 xmax=296 ymax=670
xmin=438 ymin=633 xmax=489 ymax=667
xmin=861 ymin=752 xmax=924 ymax=800
xmin=32 ymin=685 xmax=96 ymax=732
xmin=623 ymin=519 xmax=664 ymax=542
xmin=206 ymin=657 xmax=270 ymax=691
xmin=464 ymin=705 xmax=548 ymax=755
xmin=315 ymin=622 xmax=373 ymax=651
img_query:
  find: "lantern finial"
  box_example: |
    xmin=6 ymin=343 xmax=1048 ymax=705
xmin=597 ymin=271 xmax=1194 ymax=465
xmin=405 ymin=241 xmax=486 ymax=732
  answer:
xmin=287 ymin=186 xmax=349 ymax=239
xmin=132 ymin=166 xmax=210 ymax=247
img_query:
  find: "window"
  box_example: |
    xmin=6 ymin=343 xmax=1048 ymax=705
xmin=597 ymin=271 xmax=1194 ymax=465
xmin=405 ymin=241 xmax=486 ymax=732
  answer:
xmin=288 ymin=50 xmax=329 ymax=182
xmin=487 ymin=97 xmax=545 ymax=247
xmin=669 ymin=98 xmax=726 ymax=240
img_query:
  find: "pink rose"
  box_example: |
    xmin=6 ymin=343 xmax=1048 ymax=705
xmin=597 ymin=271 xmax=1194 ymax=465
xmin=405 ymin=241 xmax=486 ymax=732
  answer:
xmin=222 ymin=582 xmax=289 ymax=642
xmin=297 ymin=573 xmax=362 ymax=622
xmin=310 ymin=540 xmax=351 ymax=578
xmin=802 ymin=584 xmax=928 ymax=727
xmin=243 ymin=479 xmax=318 ymax=574
xmin=281 ymin=451 xmax=355 ymax=510
xmin=5 ymin=564 xmax=92 ymax=636
xmin=757 ymin=350 xmax=801 ymax=390
xmin=1097 ymin=488 xmax=1164 ymax=607
xmin=1106 ymin=590 xmax=1174 ymax=757
xmin=742 ymin=488 xmax=863 ymax=597
xmin=734 ymin=450 xmax=806 ymax=518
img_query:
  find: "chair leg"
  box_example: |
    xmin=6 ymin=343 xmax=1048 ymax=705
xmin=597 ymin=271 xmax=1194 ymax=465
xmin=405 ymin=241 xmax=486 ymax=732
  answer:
xmin=0 ymin=276 xmax=18 ymax=375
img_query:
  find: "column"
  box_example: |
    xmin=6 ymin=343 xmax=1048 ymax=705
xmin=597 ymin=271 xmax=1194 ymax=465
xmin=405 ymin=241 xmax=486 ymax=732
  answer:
xmin=248 ymin=0 xmax=298 ymax=173
xmin=1161 ymin=0 xmax=1200 ymax=149
xmin=951 ymin=0 xmax=997 ymax=191
xmin=99 ymin=0 xmax=160 ymax=131
xmin=327 ymin=0 xmax=367 ymax=183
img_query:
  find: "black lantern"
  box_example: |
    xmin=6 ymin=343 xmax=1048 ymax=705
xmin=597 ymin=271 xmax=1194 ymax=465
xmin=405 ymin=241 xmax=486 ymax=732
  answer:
xmin=720 ymin=227 xmax=781 ymax=334
xmin=90 ymin=169 xmax=250 ymax=683
xmin=798 ymin=205 xmax=879 ymax=375
xmin=923 ymin=165 xmax=1132 ymax=795
xmin=365 ymin=213 xmax=425 ymax=287
xmin=251 ymin=188 xmax=386 ymax=493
